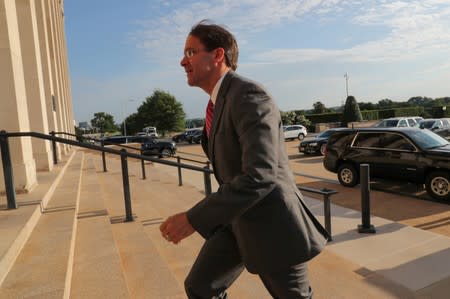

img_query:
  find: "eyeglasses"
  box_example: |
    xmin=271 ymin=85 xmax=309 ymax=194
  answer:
xmin=184 ymin=48 xmax=209 ymax=59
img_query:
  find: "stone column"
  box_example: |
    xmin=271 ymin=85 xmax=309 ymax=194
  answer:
xmin=35 ymin=0 xmax=58 ymax=140
xmin=16 ymin=0 xmax=53 ymax=171
xmin=44 ymin=0 xmax=66 ymax=156
xmin=0 ymin=0 xmax=37 ymax=193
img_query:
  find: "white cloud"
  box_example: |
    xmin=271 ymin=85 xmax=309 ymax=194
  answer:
xmin=251 ymin=1 xmax=450 ymax=64
xmin=130 ymin=0 xmax=349 ymax=64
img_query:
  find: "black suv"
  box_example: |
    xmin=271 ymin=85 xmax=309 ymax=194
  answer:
xmin=141 ymin=138 xmax=177 ymax=158
xmin=323 ymin=127 xmax=450 ymax=201
xmin=172 ymin=129 xmax=203 ymax=143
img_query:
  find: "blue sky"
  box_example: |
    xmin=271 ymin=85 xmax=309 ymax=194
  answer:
xmin=64 ymin=0 xmax=450 ymax=124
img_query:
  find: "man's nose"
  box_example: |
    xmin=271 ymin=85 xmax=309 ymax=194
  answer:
xmin=180 ymin=56 xmax=188 ymax=67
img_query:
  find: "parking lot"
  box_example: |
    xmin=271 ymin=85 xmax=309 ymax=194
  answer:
xmin=176 ymin=140 xmax=450 ymax=238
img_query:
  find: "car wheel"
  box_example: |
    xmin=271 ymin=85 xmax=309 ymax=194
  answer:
xmin=337 ymin=163 xmax=359 ymax=187
xmin=319 ymin=144 xmax=327 ymax=156
xmin=425 ymin=170 xmax=450 ymax=201
xmin=159 ymin=148 xmax=172 ymax=158
xmin=298 ymin=133 xmax=305 ymax=141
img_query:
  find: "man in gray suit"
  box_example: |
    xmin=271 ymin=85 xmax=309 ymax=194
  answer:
xmin=160 ymin=20 xmax=329 ymax=298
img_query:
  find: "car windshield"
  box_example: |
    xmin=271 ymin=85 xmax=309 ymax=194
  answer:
xmin=418 ymin=120 xmax=435 ymax=129
xmin=409 ymin=129 xmax=449 ymax=149
xmin=317 ymin=130 xmax=335 ymax=138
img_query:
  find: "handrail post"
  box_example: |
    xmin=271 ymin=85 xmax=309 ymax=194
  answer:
xmin=140 ymin=149 xmax=146 ymax=180
xmin=120 ymin=149 xmax=133 ymax=222
xmin=50 ymin=131 xmax=57 ymax=164
xmin=101 ymin=139 xmax=107 ymax=172
xmin=177 ymin=156 xmax=183 ymax=186
xmin=0 ymin=131 xmax=18 ymax=209
xmin=358 ymin=164 xmax=376 ymax=233
xmin=322 ymin=189 xmax=332 ymax=241
xmin=203 ymin=161 xmax=212 ymax=195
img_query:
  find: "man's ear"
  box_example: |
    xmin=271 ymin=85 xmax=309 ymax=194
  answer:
xmin=213 ymin=47 xmax=226 ymax=64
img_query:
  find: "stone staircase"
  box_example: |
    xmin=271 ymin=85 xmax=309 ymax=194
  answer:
xmin=3 ymin=148 xmax=447 ymax=298
xmin=0 ymin=149 xmax=270 ymax=298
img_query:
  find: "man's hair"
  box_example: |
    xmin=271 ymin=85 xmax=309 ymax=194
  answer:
xmin=189 ymin=20 xmax=239 ymax=70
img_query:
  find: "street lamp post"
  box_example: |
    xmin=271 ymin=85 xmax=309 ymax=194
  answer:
xmin=122 ymin=99 xmax=134 ymax=142
xmin=344 ymin=72 xmax=349 ymax=98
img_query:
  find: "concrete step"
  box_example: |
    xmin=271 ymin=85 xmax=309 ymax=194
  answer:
xmin=70 ymin=157 xmax=129 ymax=298
xmin=0 ymin=151 xmax=83 ymax=298
xmin=102 ymin=156 xmax=272 ymax=298
xmin=91 ymin=154 xmax=185 ymax=298
xmin=0 ymin=151 xmax=77 ymax=287
xmin=139 ymin=183 xmax=272 ymax=298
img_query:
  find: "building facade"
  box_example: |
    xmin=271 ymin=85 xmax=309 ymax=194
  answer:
xmin=1 ymin=0 xmax=74 ymax=194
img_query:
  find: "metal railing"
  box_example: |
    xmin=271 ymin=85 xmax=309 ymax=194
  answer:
xmin=297 ymin=185 xmax=338 ymax=241
xmin=0 ymin=130 xmax=213 ymax=222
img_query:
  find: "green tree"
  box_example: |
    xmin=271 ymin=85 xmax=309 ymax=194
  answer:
xmin=296 ymin=114 xmax=312 ymax=129
xmin=342 ymin=96 xmax=363 ymax=127
xmin=137 ymin=89 xmax=185 ymax=136
xmin=90 ymin=112 xmax=117 ymax=133
xmin=313 ymin=101 xmax=328 ymax=114
xmin=121 ymin=112 xmax=139 ymax=135
xmin=377 ymin=99 xmax=394 ymax=109
xmin=407 ymin=96 xmax=434 ymax=108
xmin=281 ymin=111 xmax=296 ymax=125
xmin=358 ymin=102 xmax=377 ymax=110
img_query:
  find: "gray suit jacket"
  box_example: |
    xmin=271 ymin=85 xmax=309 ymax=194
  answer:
xmin=187 ymin=71 xmax=328 ymax=274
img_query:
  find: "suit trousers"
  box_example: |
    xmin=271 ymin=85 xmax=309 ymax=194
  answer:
xmin=184 ymin=227 xmax=313 ymax=299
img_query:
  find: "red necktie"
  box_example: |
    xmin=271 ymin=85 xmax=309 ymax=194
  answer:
xmin=205 ymin=99 xmax=214 ymax=137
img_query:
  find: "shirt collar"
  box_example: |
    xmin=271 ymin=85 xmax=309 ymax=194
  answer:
xmin=210 ymin=72 xmax=228 ymax=105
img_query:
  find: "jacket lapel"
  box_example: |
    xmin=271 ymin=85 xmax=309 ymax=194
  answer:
xmin=208 ymin=71 xmax=234 ymax=160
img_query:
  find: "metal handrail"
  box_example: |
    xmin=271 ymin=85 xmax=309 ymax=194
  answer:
xmin=297 ymin=185 xmax=338 ymax=241
xmin=0 ymin=130 xmax=213 ymax=222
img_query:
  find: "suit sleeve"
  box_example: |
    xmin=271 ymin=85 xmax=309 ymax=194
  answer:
xmin=187 ymin=82 xmax=282 ymax=238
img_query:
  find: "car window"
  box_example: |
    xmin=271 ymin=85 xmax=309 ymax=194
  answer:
xmin=442 ymin=119 xmax=450 ymax=126
xmin=407 ymin=119 xmax=416 ymax=126
xmin=419 ymin=120 xmax=434 ymax=129
xmin=317 ymin=130 xmax=334 ymax=138
xmin=376 ymin=119 xmax=399 ymax=127
xmin=329 ymin=132 xmax=354 ymax=148
xmin=398 ymin=119 xmax=408 ymax=127
xmin=380 ymin=133 xmax=414 ymax=150
xmin=353 ymin=132 xmax=383 ymax=148
xmin=410 ymin=130 xmax=449 ymax=149
xmin=434 ymin=121 xmax=443 ymax=129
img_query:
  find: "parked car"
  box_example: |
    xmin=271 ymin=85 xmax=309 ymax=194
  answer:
xmin=186 ymin=129 xmax=203 ymax=144
xmin=172 ymin=128 xmax=203 ymax=143
xmin=298 ymin=128 xmax=347 ymax=155
xmin=103 ymin=135 xmax=157 ymax=145
xmin=189 ymin=129 xmax=203 ymax=144
xmin=283 ymin=125 xmax=307 ymax=140
xmin=136 ymin=131 xmax=158 ymax=138
xmin=141 ymin=138 xmax=176 ymax=158
xmin=102 ymin=135 xmax=136 ymax=145
xmin=416 ymin=118 xmax=450 ymax=140
xmin=142 ymin=126 xmax=158 ymax=138
xmin=373 ymin=116 xmax=423 ymax=128
xmin=323 ymin=127 xmax=450 ymax=201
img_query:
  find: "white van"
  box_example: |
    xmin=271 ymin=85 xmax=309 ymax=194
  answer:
xmin=141 ymin=126 xmax=158 ymax=138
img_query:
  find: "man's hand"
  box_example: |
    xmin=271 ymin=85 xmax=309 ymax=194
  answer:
xmin=159 ymin=212 xmax=195 ymax=244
